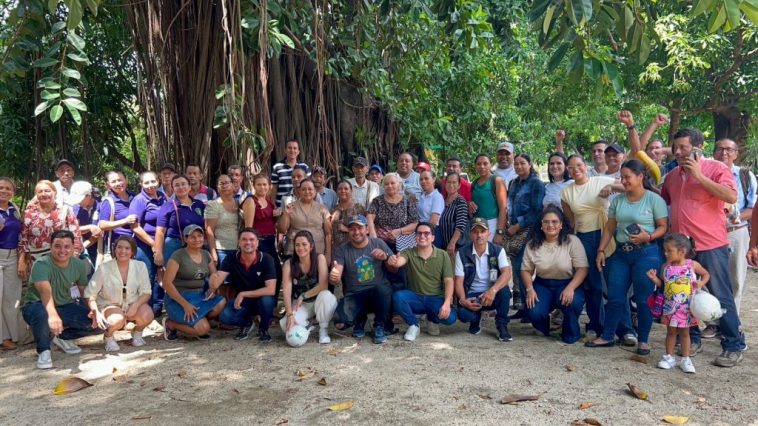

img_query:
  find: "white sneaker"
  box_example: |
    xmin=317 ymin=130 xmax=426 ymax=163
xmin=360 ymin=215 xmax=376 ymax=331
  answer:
xmin=404 ymin=325 xmax=420 ymax=342
xmin=680 ymin=357 xmax=696 ymax=373
xmin=622 ymin=333 xmax=638 ymax=347
xmin=585 ymin=330 xmax=598 ymax=340
xmin=104 ymin=337 xmax=120 ymax=352
xmin=427 ymin=321 xmax=440 ymax=336
xmin=318 ymin=327 xmax=331 ymax=344
xmin=131 ymin=330 xmax=146 ymax=347
xmin=657 ymin=354 xmax=676 ymax=370
xmin=52 ymin=336 xmax=81 ymax=354
xmin=37 ymin=350 xmax=53 ymax=369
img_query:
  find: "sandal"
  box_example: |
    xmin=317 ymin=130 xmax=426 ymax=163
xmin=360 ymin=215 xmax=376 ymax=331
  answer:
xmin=584 ymin=339 xmax=616 ymax=348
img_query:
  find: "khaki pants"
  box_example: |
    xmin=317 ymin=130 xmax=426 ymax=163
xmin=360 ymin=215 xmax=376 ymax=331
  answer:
xmin=0 ymin=249 xmax=22 ymax=342
xmin=728 ymin=226 xmax=749 ymax=315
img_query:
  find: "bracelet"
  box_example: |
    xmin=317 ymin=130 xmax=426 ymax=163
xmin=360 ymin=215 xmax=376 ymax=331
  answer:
xmin=287 ymin=313 xmax=294 ymax=317
xmin=627 ymin=125 xmax=636 ymax=130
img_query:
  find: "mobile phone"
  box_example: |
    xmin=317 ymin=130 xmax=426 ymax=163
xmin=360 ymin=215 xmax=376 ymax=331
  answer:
xmin=625 ymin=223 xmax=641 ymax=236
xmin=689 ymin=148 xmax=701 ymax=161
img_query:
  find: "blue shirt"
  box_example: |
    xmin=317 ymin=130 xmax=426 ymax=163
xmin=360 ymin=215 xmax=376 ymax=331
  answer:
xmin=129 ymin=190 xmax=167 ymax=250
xmin=98 ymin=191 xmax=136 ymax=247
xmin=507 ymin=174 xmax=545 ymax=228
xmin=156 ymin=198 xmax=205 ymax=239
xmin=731 ymin=164 xmax=757 ymax=212
xmin=0 ymin=204 xmax=21 ymax=250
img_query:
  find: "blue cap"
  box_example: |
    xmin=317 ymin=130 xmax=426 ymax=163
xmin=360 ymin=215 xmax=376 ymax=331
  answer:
xmin=347 ymin=214 xmax=368 ymax=226
xmin=369 ymin=164 xmax=384 ymax=174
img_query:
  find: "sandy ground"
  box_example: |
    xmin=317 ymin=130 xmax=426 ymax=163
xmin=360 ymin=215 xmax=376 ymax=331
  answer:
xmin=1 ymin=272 xmax=757 ymax=426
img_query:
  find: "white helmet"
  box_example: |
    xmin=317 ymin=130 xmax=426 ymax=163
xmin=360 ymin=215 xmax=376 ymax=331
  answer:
xmin=690 ymin=291 xmax=724 ymax=322
xmin=285 ymin=325 xmax=310 ymax=347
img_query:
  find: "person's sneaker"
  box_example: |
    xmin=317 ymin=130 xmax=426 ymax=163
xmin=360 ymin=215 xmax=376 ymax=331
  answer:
xmin=713 ymin=350 xmax=743 ymax=367
xmin=497 ymin=324 xmax=513 ymax=342
xmin=37 ymin=350 xmax=53 ymax=369
xmin=384 ymin=327 xmax=400 ymax=336
xmin=131 ymin=330 xmax=146 ymax=347
xmin=162 ymin=318 xmax=178 ymax=341
xmin=52 ymin=336 xmax=81 ymax=354
xmin=404 ymin=325 xmax=420 ymax=342
xmin=468 ymin=320 xmax=481 ymax=335
xmin=510 ymin=310 xmax=526 ymax=319
xmin=702 ymin=325 xmax=720 ymax=339
xmin=352 ymin=323 xmax=366 ymax=339
xmin=550 ymin=310 xmax=564 ymax=326
xmin=657 ymin=354 xmax=676 ymax=370
xmin=622 ymin=333 xmax=638 ymax=347
xmin=196 ymin=334 xmax=211 ymax=341
xmin=234 ymin=325 xmax=256 ymax=341
xmin=104 ymin=336 xmax=120 ymax=352
xmin=512 ymin=292 xmax=523 ymax=309
xmin=676 ymin=340 xmax=703 ymax=357
xmin=427 ymin=321 xmax=440 ymax=336
xmin=373 ymin=325 xmax=386 ymax=344
xmin=258 ymin=330 xmax=272 ymax=343
xmin=680 ymin=357 xmax=696 ymax=373
xmin=585 ymin=330 xmax=598 ymax=340
xmin=319 ymin=327 xmax=331 ymax=344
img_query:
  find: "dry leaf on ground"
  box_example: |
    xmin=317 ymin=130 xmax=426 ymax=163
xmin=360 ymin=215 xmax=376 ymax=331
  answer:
xmin=327 ymin=401 xmax=353 ymax=411
xmin=152 ymin=385 xmax=166 ymax=392
xmin=565 ymin=365 xmax=576 ymax=372
xmin=662 ymin=416 xmax=689 ymax=424
xmin=626 ymin=383 xmax=650 ymax=402
xmin=53 ymin=377 xmax=93 ymax=395
xmin=477 ymin=394 xmax=492 ymax=400
xmin=275 ymin=419 xmax=289 ymax=425
xmin=500 ymin=393 xmax=542 ymax=405
xmin=296 ymin=368 xmax=317 ymax=381
xmin=583 ymin=418 xmax=602 ymax=425
xmin=629 ymin=354 xmax=649 ymax=364
xmin=318 ymin=377 xmax=327 ymax=386
xmin=132 ymin=415 xmax=152 ymax=420
xmin=578 ymin=402 xmax=594 ymax=410
xmin=112 ymin=374 xmax=128 ymax=383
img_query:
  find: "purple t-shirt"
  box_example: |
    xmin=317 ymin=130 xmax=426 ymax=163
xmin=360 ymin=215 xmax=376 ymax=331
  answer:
xmin=98 ymin=191 xmax=136 ymax=246
xmin=0 ymin=205 xmax=21 ymax=250
xmin=73 ymin=202 xmax=99 ymax=228
xmin=129 ymin=190 xmax=167 ymax=250
xmin=156 ymin=198 xmax=205 ymax=239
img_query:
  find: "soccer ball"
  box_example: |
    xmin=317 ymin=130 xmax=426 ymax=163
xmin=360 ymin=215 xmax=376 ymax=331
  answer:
xmin=285 ymin=325 xmax=310 ymax=347
xmin=690 ymin=291 xmax=724 ymax=322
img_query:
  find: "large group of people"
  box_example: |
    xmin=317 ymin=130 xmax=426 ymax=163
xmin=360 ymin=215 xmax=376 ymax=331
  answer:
xmin=0 ymin=113 xmax=751 ymax=375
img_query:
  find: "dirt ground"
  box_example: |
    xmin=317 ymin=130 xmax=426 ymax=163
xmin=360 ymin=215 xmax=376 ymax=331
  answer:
xmin=1 ymin=271 xmax=757 ymax=426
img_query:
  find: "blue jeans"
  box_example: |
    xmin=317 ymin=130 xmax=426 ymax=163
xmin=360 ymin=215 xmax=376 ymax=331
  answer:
xmin=258 ymin=235 xmax=282 ymax=294
xmin=526 ymin=278 xmax=585 ymax=343
xmin=602 ymin=244 xmax=660 ymax=344
xmin=153 ymin=237 xmax=184 ymax=312
xmin=135 ymin=245 xmax=159 ymax=311
xmin=576 ymin=230 xmax=604 ymax=334
xmin=393 ymin=290 xmax=457 ymax=326
xmin=691 ymin=246 xmax=746 ymax=352
xmin=457 ymin=287 xmax=511 ymax=327
xmin=219 ymin=295 xmax=276 ymax=331
xmin=341 ymin=284 xmax=393 ymax=329
xmin=510 ymin=251 xmax=526 ymax=304
xmin=22 ymin=301 xmax=101 ymax=353
xmin=165 ymin=290 xmax=225 ymax=327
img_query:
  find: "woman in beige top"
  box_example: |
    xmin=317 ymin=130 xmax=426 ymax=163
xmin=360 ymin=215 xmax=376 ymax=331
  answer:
xmin=278 ymin=179 xmax=333 ymax=262
xmin=205 ymin=174 xmax=241 ymax=266
xmin=85 ymin=236 xmax=153 ymax=352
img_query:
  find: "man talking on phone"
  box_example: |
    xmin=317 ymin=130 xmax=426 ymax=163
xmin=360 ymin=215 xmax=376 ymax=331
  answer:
xmin=661 ymin=128 xmax=746 ymax=368
xmin=453 ymin=218 xmax=513 ymax=342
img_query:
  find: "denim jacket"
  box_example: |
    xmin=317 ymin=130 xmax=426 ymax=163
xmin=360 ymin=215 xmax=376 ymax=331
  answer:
xmin=507 ymin=174 xmax=545 ymax=228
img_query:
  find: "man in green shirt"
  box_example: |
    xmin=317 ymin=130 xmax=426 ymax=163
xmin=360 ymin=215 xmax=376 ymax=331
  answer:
xmin=21 ymin=230 xmax=100 ymax=369
xmin=387 ymin=222 xmax=456 ymax=342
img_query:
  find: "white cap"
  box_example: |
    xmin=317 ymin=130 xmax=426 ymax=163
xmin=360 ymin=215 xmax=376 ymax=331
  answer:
xmin=65 ymin=181 xmax=93 ymax=206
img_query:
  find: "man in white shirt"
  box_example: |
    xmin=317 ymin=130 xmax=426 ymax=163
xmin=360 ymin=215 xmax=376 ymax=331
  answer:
xmin=53 ymin=159 xmax=76 ymax=207
xmin=492 ymin=142 xmax=516 ymax=184
xmin=347 ymin=157 xmax=380 ymax=209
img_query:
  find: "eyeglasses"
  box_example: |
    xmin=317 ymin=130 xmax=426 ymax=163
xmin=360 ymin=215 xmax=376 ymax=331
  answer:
xmin=218 ymin=181 xmax=232 ymax=186
xmin=715 ymin=147 xmax=737 ymax=153
xmin=541 ymin=220 xmax=561 ymax=226
xmin=415 ymin=231 xmax=432 ymax=237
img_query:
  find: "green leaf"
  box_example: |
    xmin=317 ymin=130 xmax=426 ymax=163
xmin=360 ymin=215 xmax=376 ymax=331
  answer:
xmin=570 ymin=0 xmax=592 ymax=24
xmin=547 ymin=43 xmax=570 ymax=71
xmin=67 ymin=0 xmax=83 ymax=29
xmin=48 ymin=0 xmax=58 ymax=14
xmin=40 ymin=90 xmax=60 ymax=100
xmin=51 ymin=21 xmax=67 ymax=34
xmin=84 ymin=0 xmax=98 ymax=16
xmin=543 ymin=5 xmax=555 ymax=34
xmin=67 ymin=32 xmax=86 ymax=51
xmin=44 ymin=80 xmax=62 ymax=90
xmin=724 ymin=0 xmax=741 ymax=30
xmin=584 ymin=58 xmax=602 ymax=79
xmin=61 ymin=68 xmax=81 ymax=79
xmin=63 ymin=97 xmax=87 ymax=111
xmin=33 ymin=57 xmax=58 ymax=68
xmin=690 ymin=0 xmax=715 ymax=16
xmin=708 ymin=4 xmax=727 ymax=32
xmin=66 ymin=53 xmax=89 ymax=63
xmin=629 ymin=23 xmax=642 ymax=54
xmin=741 ymin=2 xmax=758 ymax=25
xmin=624 ymin=6 xmax=634 ymax=33
xmin=34 ymin=101 xmax=50 ymax=117
xmin=65 ymin=104 xmax=82 ymax=125
xmin=50 ymin=105 xmax=64 ymax=122
xmin=638 ymin=32 xmax=651 ymax=63
xmin=63 ymin=88 xmax=81 ymax=97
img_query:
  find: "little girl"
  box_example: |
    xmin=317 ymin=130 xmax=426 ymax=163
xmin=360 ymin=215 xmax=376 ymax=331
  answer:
xmin=646 ymin=233 xmax=709 ymax=374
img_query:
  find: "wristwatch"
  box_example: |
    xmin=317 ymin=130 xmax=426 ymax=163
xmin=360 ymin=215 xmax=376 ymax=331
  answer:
xmin=496 ymin=229 xmax=505 ymax=236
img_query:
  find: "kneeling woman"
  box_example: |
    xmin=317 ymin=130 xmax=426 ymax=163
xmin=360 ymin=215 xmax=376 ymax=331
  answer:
xmin=280 ymin=231 xmax=337 ymax=346
xmin=522 ymin=206 xmax=589 ymax=343
xmin=85 ymin=236 xmax=154 ymax=351
xmin=161 ymin=225 xmax=226 ymax=340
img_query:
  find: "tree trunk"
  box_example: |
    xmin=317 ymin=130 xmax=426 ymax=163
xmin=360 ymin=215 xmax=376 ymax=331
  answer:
xmin=713 ymin=105 xmax=750 ymax=146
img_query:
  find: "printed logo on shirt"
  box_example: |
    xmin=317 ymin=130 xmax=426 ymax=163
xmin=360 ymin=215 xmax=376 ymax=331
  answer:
xmin=356 ymin=254 xmax=374 ymax=283
xmin=194 ymin=207 xmax=203 ymax=216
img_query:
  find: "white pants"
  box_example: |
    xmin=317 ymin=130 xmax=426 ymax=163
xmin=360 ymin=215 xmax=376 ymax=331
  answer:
xmin=279 ymin=290 xmax=337 ymax=332
xmin=728 ymin=226 xmax=749 ymax=315
xmin=486 ymin=219 xmax=498 ymax=242
xmin=0 ymin=249 xmax=22 ymax=342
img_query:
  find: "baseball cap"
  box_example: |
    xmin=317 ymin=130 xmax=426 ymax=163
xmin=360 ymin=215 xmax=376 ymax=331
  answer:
xmin=497 ymin=141 xmax=514 ymax=153
xmin=471 ymin=217 xmax=489 ymax=230
xmin=182 ymin=224 xmax=205 ymax=237
xmin=604 ymin=143 xmax=625 ymax=154
xmin=160 ymin=162 xmax=177 ymax=172
xmin=415 ymin=161 xmax=431 ymax=172
xmin=65 ymin=181 xmax=93 ymax=206
xmin=347 ymin=214 xmax=368 ymax=226
xmin=353 ymin=157 xmax=369 ymax=167
xmin=55 ymin=159 xmax=75 ymax=170
xmin=369 ymin=164 xmax=384 ymax=174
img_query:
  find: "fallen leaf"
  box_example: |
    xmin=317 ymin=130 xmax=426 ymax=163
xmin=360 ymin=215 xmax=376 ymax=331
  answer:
xmin=565 ymin=365 xmax=575 ymax=372
xmin=578 ymin=402 xmax=594 ymax=410
xmin=113 ymin=374 xmax=128 ymax=383
xmin=318 ymin=377 xmax=327 ymax=386
xmin=570 ymin=421 xmax=585 ymax=426
xmin=53 ymin=377 xmax=93 ymax=395
xmin=132 ymin=415 xmax=152 ymax=420
xmin=629 ymin=354 xmax=649 ymax=364
xmin=662 ymin=416 xmax=689 ymax=424
xmin=177 ymin=370 xmax=187 ymax=378
xmin=477 ymin=394 xmax=492 ymax=400
xmin=112 ymin=367 xmax=118 ymax=373
xmin=232 ymin=389 xmax=239 ymax=395
xmin=152 ymin=385 xmax=166 ymax=392
xmin=583 ymin=418 xmax=602 ymax=426
xmin=327 ymin=401 xmax=353 ymax=411
xmin=296 ymin=368 xmax=317 ymax=381
xmin=275 ymin=419 xmax=289 ymax=425
xmin=626 ymin=383 xmax=650 ymax=402
xmin=500 ymin=393 xmax=542 ymax=405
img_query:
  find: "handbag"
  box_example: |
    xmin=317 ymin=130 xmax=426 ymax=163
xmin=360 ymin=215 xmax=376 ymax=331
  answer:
xmin=503 ymin=226 xmax=531 ymax=258
xmin=395 ymin=233 xmax=417 ymax=252
xmin=647 ymin=287 xmax=665 ymax=319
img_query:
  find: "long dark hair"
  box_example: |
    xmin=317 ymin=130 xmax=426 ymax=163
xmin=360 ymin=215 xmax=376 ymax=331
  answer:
xmin=514 ymin=153 xmax=536 ymax=177
xmin=528 ymin=206 xmax=570 ymax=250
xmin=621 ymin=159 xmax=655 ymax=192
xmin=663 ymin=233 xmax=697 ymax=259
xmin=290 ymin=230 xmax=319 ymax=279
xmin=548 ymin=152 xmax=570 ymax=183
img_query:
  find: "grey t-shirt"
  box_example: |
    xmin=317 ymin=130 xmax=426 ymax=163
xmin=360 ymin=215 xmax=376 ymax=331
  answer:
xmin=170 ymin=248 xmax=212 ymax=292
xmin=334 ymin=237 xmax=393 ymax=294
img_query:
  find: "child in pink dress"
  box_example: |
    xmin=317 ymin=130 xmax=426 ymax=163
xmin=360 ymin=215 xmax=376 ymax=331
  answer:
xmin=647 ymin=233 xmax=709 ymax=374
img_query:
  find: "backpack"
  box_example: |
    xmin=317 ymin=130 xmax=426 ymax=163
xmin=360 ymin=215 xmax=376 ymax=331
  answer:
xmin=739 ymin=168 xmax=751 ymax=208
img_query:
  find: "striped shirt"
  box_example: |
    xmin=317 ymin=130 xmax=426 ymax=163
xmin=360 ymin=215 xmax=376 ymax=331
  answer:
xmin=439 ymin=195 xmax=469 ymax=248
xmin=271 ymin=161 xmax=310 ymax=207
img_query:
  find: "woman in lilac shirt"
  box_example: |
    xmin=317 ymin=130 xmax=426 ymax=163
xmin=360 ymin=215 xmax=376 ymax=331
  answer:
xmin=154 ymin=175 xmax=205 ymax=269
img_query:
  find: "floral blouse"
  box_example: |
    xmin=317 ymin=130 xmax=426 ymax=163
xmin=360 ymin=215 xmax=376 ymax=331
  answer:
xmin=367 ymin=196 xmax=419 ymax=231
xmin=331 ymin=203 xmax=367 ymax=249
xmin=19 ymin=203 xmax=83 ymax=257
